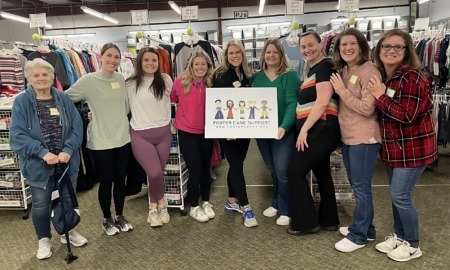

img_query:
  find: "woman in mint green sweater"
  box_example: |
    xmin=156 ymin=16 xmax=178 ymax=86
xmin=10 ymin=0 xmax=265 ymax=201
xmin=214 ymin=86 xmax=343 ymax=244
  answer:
xmin=251 ymin=39 xmax=301 ymax=226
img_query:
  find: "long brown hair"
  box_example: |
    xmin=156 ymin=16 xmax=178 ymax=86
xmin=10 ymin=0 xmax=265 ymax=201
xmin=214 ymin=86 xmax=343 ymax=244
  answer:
xmin=260 ymin=39 xmax=290 ymax=75
xmin=126 ymin=47 xmax=166 ymax=100
xmin=333 ymin=28 xmax=371 ymax=70
xmin=180 ymin=51 xmax=214 ymax=94
xmin=374 ymin=29 xmax=421 ymax=79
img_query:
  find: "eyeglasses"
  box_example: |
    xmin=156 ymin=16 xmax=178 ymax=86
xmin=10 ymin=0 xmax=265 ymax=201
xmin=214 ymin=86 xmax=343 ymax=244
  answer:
xmin=380 ymin=44 xmax=407 ymax=51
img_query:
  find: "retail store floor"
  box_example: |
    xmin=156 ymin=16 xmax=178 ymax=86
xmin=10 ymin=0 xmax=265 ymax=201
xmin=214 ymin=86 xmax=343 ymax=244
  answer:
xmin=1 ymin=141 xmax=449 ymax=270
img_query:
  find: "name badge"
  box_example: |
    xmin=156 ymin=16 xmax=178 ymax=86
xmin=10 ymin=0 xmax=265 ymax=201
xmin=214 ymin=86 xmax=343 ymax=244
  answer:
xmin=49 ymin=108 xmax=59 ymax=116
xmin=349 ymin=75 xmax=358 ymax=85
xmin=386 ymin=87 xmax=396 ymax=98
xmin=232 ymin=81 xmax=241 ymax=88
xmin=111 ymin=82 xmax=121 ymax=90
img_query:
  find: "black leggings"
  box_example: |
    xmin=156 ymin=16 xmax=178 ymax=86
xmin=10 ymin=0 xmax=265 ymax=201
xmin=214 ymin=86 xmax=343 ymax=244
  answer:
xmin=219 ymin=138 xmax=251 ymax=206
xmin=92 ymin=143 xmax=131 ymax=218
xmin=287 ymin=126 xmax=340 ymax=231
xmin=178 ymin=130 xmax=213 ymax=207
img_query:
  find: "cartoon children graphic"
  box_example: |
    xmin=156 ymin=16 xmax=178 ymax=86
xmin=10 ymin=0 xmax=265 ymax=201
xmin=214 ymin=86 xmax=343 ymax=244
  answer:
xmin=247 ymin=100 xmax=258 ymax=119
xmin=260 ymin=100 xmax=271 ymax=119
xmin=214 ymin=99 xmax=224 ymax=119
xmin=226 ymin=100 xmax=236 ymax=119
xmin=238 ymin=101 xmax=246 ymax=119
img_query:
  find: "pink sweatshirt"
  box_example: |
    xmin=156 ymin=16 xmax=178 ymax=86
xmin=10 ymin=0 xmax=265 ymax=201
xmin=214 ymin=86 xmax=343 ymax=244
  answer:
xmin=170 ymin=77 xmax=206 ymax=134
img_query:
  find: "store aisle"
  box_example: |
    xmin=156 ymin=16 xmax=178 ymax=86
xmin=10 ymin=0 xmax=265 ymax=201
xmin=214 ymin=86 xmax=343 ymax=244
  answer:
xmin=1 ymin=140 xmax=449 ymax=269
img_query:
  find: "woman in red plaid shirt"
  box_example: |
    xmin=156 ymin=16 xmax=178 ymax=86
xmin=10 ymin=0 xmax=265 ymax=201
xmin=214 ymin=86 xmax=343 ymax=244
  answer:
xmin=367 ymin=29 xmax=437 ymax=262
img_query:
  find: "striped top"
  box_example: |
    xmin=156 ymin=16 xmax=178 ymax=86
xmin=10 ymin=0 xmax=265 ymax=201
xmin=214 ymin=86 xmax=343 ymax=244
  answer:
xmin=296 ymin=58 xmax=339 ymax=132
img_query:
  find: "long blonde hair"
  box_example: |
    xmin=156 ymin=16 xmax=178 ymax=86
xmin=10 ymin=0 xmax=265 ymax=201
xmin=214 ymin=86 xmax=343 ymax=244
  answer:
xmin=181 ymin=51 xmax=214 ymax=94
xmin=215 ymin=39 xmax=252 ymax=79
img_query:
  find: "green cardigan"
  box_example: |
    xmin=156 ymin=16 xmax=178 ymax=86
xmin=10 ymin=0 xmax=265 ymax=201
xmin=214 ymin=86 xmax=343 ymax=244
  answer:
xmin=251 ymin=70 xmax=301 ymax=132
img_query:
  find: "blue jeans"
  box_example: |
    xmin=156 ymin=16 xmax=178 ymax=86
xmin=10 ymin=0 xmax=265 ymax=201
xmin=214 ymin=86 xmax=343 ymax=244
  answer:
xmin=386 ymin=166 xmax=425 ymax=248
xmin=342 ymin=143 xmax=380 ymax=245
xmin=256 ymin=130 xmax=295 ymax=216
xmin=30 ymin=176 xmax=75 ymax=240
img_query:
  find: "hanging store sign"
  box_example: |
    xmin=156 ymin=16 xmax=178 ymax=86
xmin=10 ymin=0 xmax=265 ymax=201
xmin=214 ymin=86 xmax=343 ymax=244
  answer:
xmin=205 ymin=87 xmax=279 ymax=139
xmin=130 ymin=10 xmax=148 ymax=25
xmin=338 ymin=0 xmax=360 ymax=11
xmin=414 ymin=17 xmax=429 ymax=31
xmin=286 ymin=0 xmax=304 ymax=15
xmin=29 ymin=13 xmax=47 ymax=28
xmin=181 ymin=6 xmax=199 ymax=21
xmin=234 ymin=11 xmax=249 ymax=19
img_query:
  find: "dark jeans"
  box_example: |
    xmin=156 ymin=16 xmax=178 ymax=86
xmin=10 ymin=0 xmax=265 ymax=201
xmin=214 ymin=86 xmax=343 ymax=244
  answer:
xmin=256 ymin=130 xmax=295 ymax=216
xmin=92 ymin=143 xmax=131 ymax=218
xmin=287 ymin=127 xmax=340 ymax=231
xmin=178 ymin=130 xmax=213 ymax=207
xmin=342 ymin=143 xmax=381 ymax=244
xmin=219 ymin=138 xmax=251 ymax=206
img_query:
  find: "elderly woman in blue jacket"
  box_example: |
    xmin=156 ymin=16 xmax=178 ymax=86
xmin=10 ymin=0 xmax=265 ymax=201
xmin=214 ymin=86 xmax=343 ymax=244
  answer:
xmin=9 ymin=59 xmax=86 ymax=260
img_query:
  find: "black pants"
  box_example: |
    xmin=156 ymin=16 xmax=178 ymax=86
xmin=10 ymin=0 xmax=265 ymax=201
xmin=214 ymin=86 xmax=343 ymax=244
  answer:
xmin=178 ymin=130 xmax=213 ymax=207
xmin=287 ymin=126 xmax=340 ymax=231
xmin=92 ymin=143 xmax=131 ymax=218
xmin=219 ymin=138 xmax=251 ymax=206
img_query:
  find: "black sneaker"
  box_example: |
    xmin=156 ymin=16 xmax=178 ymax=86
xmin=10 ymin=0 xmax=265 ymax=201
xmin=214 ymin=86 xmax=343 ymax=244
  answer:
xmin=115 ymin=215 xmax=134 ymax=232
xmin=103 ymin=217 xmax=120 ymax=236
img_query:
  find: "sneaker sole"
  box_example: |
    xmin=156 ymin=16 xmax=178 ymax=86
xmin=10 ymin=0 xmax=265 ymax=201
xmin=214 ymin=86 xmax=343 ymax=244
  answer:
xmin=118 ymin=225 xmax=134 ymax=232
xmin=36 ymin=252 xmax=52 ymax=260
xmin=387 ymin=250 xmax=423 ymax=262
xmin=225 ymin=207 xmax=243 ymax=213
xmin=60 ymin=237 xmax=88 ymax=247
xmin=103 ymin=226 xmax=120 ymax=236
xmin=263 ymin=212 xmax=277 ymax=217
xmin=375 ymin=246 xmax=397 ymax=253
xmin=244 ymin=222 xmax=258 ymax=228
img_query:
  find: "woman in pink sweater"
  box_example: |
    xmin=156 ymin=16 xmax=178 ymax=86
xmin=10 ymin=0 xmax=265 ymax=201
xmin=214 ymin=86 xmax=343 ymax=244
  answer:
xmin=170 ymin=51 xmax=215 ymax=223
xmin=329 ymin=28 xmax=382 ymax=253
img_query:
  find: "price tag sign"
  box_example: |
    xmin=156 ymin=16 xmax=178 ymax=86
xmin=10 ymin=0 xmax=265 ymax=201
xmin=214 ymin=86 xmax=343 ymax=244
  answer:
xmin=29 ymin=13 xmax=47 ymax=28
xmin=338 ymin=0 xmax=360 ymax=11
xmin=234 ymin=11 xmax=249 ymax=19
xmin=130 ymin=10 xmax=148 ymax=25
xmin=286 ymin=0 xmax=304 ymax=15
xmin=414 ymin=17 xmax=429 ymax=31
xmin=181 ymin=6 xmax=199 ymax=21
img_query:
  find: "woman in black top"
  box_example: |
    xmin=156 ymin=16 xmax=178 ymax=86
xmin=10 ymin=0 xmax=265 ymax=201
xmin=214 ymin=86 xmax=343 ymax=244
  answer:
xmin=212 ymin=39 xmax=258 ymax=227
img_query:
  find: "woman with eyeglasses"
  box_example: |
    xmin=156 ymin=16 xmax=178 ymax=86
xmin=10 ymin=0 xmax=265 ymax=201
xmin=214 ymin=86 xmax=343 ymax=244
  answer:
xmin=329 ymin=28 xmax=382 ymax=253
xmin=367 ymin=29 xmax=437 ymax=262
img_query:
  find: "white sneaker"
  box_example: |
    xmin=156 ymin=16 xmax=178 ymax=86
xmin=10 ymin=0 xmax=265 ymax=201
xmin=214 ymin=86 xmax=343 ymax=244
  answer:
xmin=263 ymin=206 xmax=278 ymax=217
xmin=276 ymin=215 xmax=290 ymax=226
xmin=60 ymin=230 xmax=88 ymax=247
xmin=202 ymin=202 xmax=215 ymax=219
xmin=158 ymin=204 xmax=170 ymax=224
xmin=339 ymin=226 xmax=375 ymax=241
xmin=335 ymin=238 xmax=366 ymax=252
xmin=36 ymin=237 xmax=52 ymax=260
xmin=190 ymin=206 xmax=209 ymax=222
xmin=147 ymin=209 xmax=163 ymax=227
xmin=387 ymin=241 xmax=423 ymax=262
xmin=375 ymin=233 xmax=404 ymax=253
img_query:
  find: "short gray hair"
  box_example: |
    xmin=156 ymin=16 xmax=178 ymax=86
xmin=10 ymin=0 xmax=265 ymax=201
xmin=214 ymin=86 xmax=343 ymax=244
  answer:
xmin=24 ymin=58 xmax=55 ymax=80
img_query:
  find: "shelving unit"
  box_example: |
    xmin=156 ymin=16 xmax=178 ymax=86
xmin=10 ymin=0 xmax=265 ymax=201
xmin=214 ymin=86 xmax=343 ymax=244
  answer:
xmin=164 ymin=104 xmax=188 ymax=215
xmin=0 ymin=98 xmax=31 ymax=219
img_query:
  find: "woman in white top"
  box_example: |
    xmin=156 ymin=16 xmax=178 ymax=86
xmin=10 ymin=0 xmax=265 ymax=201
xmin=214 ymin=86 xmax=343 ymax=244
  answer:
xmin=125 ymin=47 xmax=173 ymax=227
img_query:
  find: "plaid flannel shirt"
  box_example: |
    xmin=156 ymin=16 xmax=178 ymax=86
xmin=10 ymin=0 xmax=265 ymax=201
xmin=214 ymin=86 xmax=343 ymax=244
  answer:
xmin=375 ymin=66 xmax=437 ymax=168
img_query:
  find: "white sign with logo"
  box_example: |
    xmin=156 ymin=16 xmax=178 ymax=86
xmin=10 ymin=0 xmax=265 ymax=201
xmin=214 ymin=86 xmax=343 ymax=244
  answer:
xmin=205 ymin=87 xmax=278 ymax=139
xmin=181 ymin=6 xmax=199 ymax=21
xmin=130 ymin=10 xmax=148 ymax=25
xmin=29 ymin=13 xmax=47 ymax=28
xmin=286 ymin=0 xmax=304 ymax=15
xmin=414 ymin=17 xmax=430 ymax=31
xmin=338 ymin=0 xmax=360 ymax=11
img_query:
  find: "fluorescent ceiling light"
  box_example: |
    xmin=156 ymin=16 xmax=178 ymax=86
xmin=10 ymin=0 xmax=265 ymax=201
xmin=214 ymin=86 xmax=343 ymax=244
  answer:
xmin=259 ymin=22 xmax=291 ymax=28
xmin=417 ymin=0 xmax=430 ymax=4
xmin=330 ymin=15 xmax=400 ymax=23
xmin=80 ymin=6 xmax=119 ymax=24
xmin=41 ymin=33 xmax=96 ymax=39
xmin=330 ymin=18 xmax=364 ymax=23
xmin=168 ymin=1 xmax=182 ymax=15
xmin=0 ymin=11 xmax=52 ymax=28
xmin=227 ymin=24 xmax=258 ymax=30
xmin=259 ymin=0 xmax=265 ymax=15
xmin=159 ymin=28 xmax=186 ymax=33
